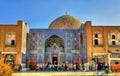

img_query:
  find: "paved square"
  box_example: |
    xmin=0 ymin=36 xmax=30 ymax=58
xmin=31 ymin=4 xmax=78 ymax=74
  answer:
xmin=13 ymin=71 xmax=118 ymax=76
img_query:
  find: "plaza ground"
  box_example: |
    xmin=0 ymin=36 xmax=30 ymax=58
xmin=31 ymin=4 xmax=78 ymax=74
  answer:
xmin=13 ymin=71 xmax=119 ymax=76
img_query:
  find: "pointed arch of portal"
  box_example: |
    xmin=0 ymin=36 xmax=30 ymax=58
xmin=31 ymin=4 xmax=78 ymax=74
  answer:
xmin=45 ymin=35 xmax=65 ymax=65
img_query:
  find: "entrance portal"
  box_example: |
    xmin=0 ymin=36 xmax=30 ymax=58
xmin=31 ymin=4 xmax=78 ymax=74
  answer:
xmin=45 ymin=35 xmax=65 ymax=64
xmin=52 ymin=57 xmax=58 ymax=65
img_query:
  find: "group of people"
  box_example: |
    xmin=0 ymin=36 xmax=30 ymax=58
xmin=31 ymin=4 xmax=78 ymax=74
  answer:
xmin=34 ymin=62 xmax=69 ymax=71
xmin=33 ymin=62 xmax=86 ymax=71
xmin=18 ymin=61 xmax=114 ymax=73
xmin=72 ymin=63 xmax=82 ymax=71
xmin=32 ymin=61 xmax=90 ymax=72
xmin=92 ymin=62 xmax=109 ymax=71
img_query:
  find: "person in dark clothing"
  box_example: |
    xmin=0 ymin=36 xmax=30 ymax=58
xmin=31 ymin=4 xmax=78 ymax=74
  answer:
xmin=76 ymin=63 xmax=79 ymax=70
xmin=105 ymin=64 xmax=109 ymax=74
xmin=18 ymin=64 xmax=22 ymax=71
xmin=65 ymin=64 xmax=67 ymax=71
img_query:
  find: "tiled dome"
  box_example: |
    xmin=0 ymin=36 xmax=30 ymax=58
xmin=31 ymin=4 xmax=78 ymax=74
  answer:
xmin=49 ymin=15 xmax=83 ymax=29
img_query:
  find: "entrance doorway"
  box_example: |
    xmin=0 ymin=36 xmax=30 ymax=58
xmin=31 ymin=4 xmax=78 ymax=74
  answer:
xmin=52 ymin=57 xmax=58 ymax=65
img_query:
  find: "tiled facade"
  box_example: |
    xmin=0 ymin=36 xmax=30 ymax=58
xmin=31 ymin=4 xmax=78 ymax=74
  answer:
xmin=29 ymin=29 xmax=86 ymax=67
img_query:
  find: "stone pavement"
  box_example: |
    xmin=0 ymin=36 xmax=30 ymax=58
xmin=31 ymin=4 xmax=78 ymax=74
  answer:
xmin=13 ymin=71 xmax=119 ymax=76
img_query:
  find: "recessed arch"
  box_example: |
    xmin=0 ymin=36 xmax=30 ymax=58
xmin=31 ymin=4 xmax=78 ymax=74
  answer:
xmin=4 ymin=54 xmax=15 ymax=66
xmin=45 ymin=35 xmax=64 ymax=52
xmin=44 ymin=35 xmax=65 ymax=64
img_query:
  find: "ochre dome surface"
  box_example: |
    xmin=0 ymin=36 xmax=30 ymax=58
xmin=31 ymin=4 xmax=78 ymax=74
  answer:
xmin=49 ymin=15 xmax=83 ymax=29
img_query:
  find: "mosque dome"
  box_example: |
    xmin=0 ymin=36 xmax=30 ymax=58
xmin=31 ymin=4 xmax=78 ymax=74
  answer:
xmin=48 ymin=14 xmax=83 ymax=29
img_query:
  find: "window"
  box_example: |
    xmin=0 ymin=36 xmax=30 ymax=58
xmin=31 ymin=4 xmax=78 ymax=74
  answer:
xmin=112 ymin=41 xmax=116 ymax=45
xmin=93 ymin=32 xmax=103 ymax=46
xmin=5 ymin=32 xmax=16 ymax=46
xmin=11 ymin=40 xmax=15 ymax=45
xmin=94 ymin=39 xmax=98 ymax=45
xmin=112 ymin=35 xmax=115 ymax=39
xmin=108 ymin=31 xmax=120 ymax=46
xmin=95 ymin=34 xmax=98 ymax=38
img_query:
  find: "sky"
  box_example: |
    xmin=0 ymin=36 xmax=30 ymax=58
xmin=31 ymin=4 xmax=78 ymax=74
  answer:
xmin=0 ymin=0 xmax=120 ymax=28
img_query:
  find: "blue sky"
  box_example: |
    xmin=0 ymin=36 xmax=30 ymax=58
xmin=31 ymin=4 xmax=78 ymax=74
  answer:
xmin=0 ymin=0 xmax=120 ymax=28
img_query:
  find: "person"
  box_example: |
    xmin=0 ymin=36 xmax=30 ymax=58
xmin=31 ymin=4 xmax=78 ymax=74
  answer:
xmin=102 ymin=62 xmax=105 ymax=70
xmin=92 ymin=63 xmax=96 ymax=71
xmin=85 ymin=63 xmax=89 ymax=71
xmin=18 ymin=64 xmax=22 ymax=71
xmin=42 ymin=64 xmax=45 ymax=71
xmin=39 ymin=65 xmax=42 ymax=71
xmin=80 ymin=63 xmax=82 ymax=70
xmin=35 ymin=65 xmax=39 ymax=71
xmin=95 ymin=63 xmax=98 ymax=71
xmin=62 ymin=64 xmax=65 ymax=71
xmin=73 ymin=64 xmax=76 ymax=72
xmin=59 ymin=64 xmax=62 ymax=71
xmin=97 ymin=62 xmax=101 ymax=70
xmin=76 ymin=63 xmax=79 ymax=70
xmin=49 ymin=63 xmax=52 ymax=71
xmin=65 ymin=64 xmax=68 ymax=71
xmin=51 ymin=64 xmax=54 ymax=71
xmin=104 ymin=64 xmax=109 ymax=74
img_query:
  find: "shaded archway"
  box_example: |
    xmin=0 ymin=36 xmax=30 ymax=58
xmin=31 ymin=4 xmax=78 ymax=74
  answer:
xmin=45 ymin=35 xmax=65 ymax=64
xmin=5 ymin=54 xmax=14 ymax=67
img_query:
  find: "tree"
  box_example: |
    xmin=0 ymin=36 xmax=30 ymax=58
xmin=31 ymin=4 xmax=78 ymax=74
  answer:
xmin=0 ymin=59 xmax=13 ymax=76
xmin=91 ymin=58 xmax=96 ymax=62
xmin=91 ymin=58 xmax=98 ymax=63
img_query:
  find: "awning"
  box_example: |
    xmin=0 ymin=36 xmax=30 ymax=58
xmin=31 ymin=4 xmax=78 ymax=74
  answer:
xmin=93 ymin=53 xmax=107 ymax=56
xmin=1 ymin=52 xmax=17 ymax=54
